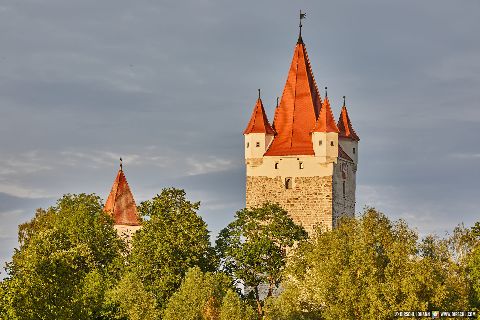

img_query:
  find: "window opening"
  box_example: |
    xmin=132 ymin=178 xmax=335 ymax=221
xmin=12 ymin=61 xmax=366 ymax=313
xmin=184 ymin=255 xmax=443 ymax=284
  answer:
xmin=285 ymin=178 xmax=292 ymax=189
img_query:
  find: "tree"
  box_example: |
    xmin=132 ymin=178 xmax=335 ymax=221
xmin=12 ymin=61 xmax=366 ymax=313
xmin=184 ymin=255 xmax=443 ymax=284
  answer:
xmin=266 ymin=208 xmax=472 ymax=320
xmin=220 ymin=289 xmax=257 ymax=320
xmin=104 ymin=272 xmax=160 ymax=320
xmin=215 ymin=202 xmax=308 ymax=317
xmin=2 ymin=194 xmax=125 ymax=320
xmin=163 ymin=267 xmax=256 ymax=320
xmin=128 ymin=188 xmax=217 ymax=312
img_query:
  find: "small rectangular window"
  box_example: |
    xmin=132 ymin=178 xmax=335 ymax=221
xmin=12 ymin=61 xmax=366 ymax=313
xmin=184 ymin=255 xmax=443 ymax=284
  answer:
xmin=285 ymin=178 xmax=292 ymax=189
xmin=330 ymin=141 xmax=334 ymax=146
xmin=256 ymin=142 xmax=260 ymax=147
xmin=275 ymin=162 xmax=279 ymax=169
xmin=299 ymin=162 xmax=304 ymax=169
xmin=353 ymin=147 xmax=356 ymax=154
xmin=343 ymin=181 xmax=346 ymax=197
xmin=319 ymin=140 xmax=323 ymax=146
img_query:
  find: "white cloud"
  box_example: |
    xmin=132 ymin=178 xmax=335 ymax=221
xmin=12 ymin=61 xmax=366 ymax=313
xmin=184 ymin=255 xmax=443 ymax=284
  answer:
xmin=185 ymin=157 xmax=237 ymax=176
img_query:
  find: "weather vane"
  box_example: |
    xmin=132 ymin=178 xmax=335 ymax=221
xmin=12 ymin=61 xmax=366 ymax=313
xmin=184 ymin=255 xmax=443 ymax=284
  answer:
xmin=299 ymin=10 xmax=307 ymax=40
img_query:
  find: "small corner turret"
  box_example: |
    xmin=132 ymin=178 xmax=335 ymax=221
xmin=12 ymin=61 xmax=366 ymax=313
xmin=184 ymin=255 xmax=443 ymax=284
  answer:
xmin=337 ymin=96 xmax=360 ymax=164
xmin=312 ymin=89 xmax=340 ymax=162
xmin=243 ymin=89 xmax=275 ymax=160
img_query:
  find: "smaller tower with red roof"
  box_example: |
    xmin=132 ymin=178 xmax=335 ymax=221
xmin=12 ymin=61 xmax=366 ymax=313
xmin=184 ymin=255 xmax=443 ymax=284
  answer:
xmin=104 ymin=159 xmax=141 ymax=243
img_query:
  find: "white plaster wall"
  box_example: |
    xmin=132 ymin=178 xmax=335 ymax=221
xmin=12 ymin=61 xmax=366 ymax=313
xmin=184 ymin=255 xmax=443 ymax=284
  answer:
xmin=244 ymin=133 xmax=274 ymax=159
xmin=246 ymin=155 xmax=335 ymax=178
xmin=338 ymin=138 xmax=359 ymax=164
xmin=312 ymin=132 xmax=339 ymax=162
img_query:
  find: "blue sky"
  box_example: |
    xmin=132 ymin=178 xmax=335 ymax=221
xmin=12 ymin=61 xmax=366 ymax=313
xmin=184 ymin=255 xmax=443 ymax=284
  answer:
xmin=1 ymin=0 xmax=480 ymax=277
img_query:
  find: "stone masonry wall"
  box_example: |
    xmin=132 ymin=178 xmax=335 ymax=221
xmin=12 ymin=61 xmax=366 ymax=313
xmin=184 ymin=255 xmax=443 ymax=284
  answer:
xmin=332 ymin=159 xmax=356 ymax=227
xmin=246 ymin=176 xmax=333 ymax=234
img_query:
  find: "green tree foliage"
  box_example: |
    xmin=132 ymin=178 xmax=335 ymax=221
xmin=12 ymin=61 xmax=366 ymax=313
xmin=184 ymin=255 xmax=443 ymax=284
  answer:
xmin=220 ymin=289 xmax=257 ymax=320
xmin=163 ymin=267 xmax=255 ymax=320
xmin=128 ymin=188 xmax=216 ymax=312
xmin=2 ymin=194 xmax=125 ymax=320
xmin=216 ymin=202 xmax=308 ymax=317
xmin=104 ymin=272 xmax=160 ymax=320
xmin=266 ymin=208 xmax=472 ymax=320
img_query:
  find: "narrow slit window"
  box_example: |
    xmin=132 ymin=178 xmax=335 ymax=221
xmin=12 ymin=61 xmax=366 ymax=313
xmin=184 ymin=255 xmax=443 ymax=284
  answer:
xmin=285 ymin=178 xmax=292 ymax=189
xmin=246 ymin=142 xmax=250 ymax=148
xmin=275 ymin=162 xmax=279 ymax=169
xmin=343 ymin=181 xmax=346 ymax=197
xmin=353 ymin=147 xmax=356 ymax=154
xmin=299 ymin=162 xmax=304 ymax=169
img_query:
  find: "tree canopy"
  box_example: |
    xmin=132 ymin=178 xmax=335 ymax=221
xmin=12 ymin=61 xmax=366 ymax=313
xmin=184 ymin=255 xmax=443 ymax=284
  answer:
xmin=265 ymin=208 xmax=474 ymax=320
xmin=127 ymin=188 xmax=217 ymax=312
xmin=215 ymin=202 xmax=307 ymax=317
xmin=1 ymin=194 xmax=125 ymax=320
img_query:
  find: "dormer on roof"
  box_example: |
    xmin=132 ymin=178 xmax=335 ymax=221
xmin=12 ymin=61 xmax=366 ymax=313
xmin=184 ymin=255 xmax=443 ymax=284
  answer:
xmin=104 ymin=161 xmax=140 ymax=226
xmin=337 ymin=97 xmax=360 ymax=141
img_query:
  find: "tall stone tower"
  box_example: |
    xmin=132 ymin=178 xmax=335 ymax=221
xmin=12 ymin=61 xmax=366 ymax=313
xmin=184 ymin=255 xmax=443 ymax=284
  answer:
xmin=244 ymin=32 xmax=360 ymax=235
xmin=104 ymin=160 xmax=142 ymax=243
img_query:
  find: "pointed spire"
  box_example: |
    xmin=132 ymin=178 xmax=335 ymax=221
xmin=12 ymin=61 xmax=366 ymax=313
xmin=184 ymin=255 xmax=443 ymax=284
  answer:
xmin=266 ymin=36 xmax=322 ymax=156
xmin=243 ymin=93 xmax=275 ymax=135
xmin=337 ymin=97 xmax=360 ymax=141
xmin=104 ymin=163 xmax=140 ymax=226
xmin=313 ymin=95 xmax=340 ymax=133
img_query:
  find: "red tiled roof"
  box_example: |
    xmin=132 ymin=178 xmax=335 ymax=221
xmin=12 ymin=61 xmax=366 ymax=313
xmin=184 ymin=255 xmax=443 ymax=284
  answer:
xmin=313 ymin=96 xmax=340 ymax=133
xmin=264 ymin=41 xmax=322 ymax=156
xmin=104 ymin=169 xmax=140 ymax=226
xmin=338 ymin=145 xmax=354 ymax=162
xmin=338 ymin=105 xmax=360 ymax=141
xmin=243 ymin=98 xmax=275 ymax=135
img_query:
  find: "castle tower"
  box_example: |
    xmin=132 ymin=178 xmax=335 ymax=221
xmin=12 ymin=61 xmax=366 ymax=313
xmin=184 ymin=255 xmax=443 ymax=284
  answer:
xmin=104 ymin=160 xmax=142 ymax=243
xmin=244 ymin=33 xmax=359 ymax=234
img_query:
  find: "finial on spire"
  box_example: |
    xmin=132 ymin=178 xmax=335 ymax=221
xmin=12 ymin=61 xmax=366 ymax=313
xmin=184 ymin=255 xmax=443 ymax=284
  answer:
xmin=343 ymin=95 xmax=346 ymax=106
xmin=298 ymin=10 xmax=306 ymax=44
xmin=276 ymin=96 xmax=279 ymax=108
xmin=325 ymin=87 xmax=328 ymax=98
xmin=258 ymin=88 xmax=261 ymax=100
xmin=119 ymin=157 xmax=123 ymax=171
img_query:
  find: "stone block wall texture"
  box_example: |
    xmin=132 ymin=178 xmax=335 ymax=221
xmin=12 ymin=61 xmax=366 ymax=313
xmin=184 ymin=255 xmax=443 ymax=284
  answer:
xmin=332 ymin=159 xmax=356 ymax=227
xmin=246 ymin=176 xmax=333 ymax=234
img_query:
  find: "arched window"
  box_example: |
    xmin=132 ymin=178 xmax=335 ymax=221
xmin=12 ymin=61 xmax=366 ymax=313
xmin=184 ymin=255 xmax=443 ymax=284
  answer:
xmin=275 ymin=162 xmax=279 ymax=169
xmin=330 ymin=141 xmax=334 ymax=146
xmin=299 ymin=162 xmax=304 ymax=169
xmin=285 ymin=178 xmax=293 ymax=189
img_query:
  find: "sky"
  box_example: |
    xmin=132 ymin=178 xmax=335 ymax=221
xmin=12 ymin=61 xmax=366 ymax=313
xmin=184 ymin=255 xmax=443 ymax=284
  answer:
xmin=1 ymin=0 xmax=480 ymax=277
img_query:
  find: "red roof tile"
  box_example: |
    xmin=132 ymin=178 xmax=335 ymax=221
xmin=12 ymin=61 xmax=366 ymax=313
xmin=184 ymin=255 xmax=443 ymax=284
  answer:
xmin=313 ymin=96 xmax=340 ymax=133
xmin=264 ymin=41 xmax=322 ymax=156
xmin=338 ymin=105 xmax=360 ymax=141
xmin=104 ymin=169 xmax=140 ymax=226
xmin=243 ymin=98 xmax=275 ymax=135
